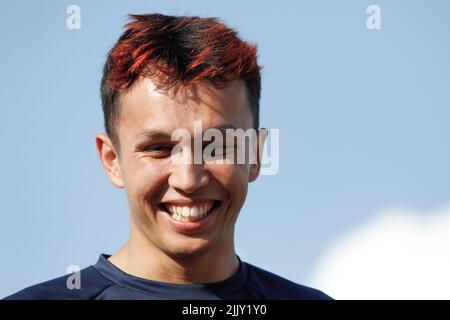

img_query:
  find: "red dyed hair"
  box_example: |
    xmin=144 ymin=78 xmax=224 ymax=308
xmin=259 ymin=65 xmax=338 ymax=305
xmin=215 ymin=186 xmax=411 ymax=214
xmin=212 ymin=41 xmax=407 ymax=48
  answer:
xmin=101 ymin=13 xmax=262 ymax=146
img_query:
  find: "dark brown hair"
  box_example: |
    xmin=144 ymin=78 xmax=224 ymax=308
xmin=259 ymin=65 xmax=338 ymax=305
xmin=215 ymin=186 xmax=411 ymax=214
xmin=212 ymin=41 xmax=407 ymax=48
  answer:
xmin=101 ymin=13 xmax=262 ymax=147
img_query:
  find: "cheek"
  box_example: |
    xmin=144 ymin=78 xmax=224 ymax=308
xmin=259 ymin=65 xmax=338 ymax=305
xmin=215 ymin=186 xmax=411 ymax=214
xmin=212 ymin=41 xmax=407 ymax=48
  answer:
xmin=210 ymin=164 xmax=250 ymax=201
xmin=123 ymin=158 xmax=168 ymax=201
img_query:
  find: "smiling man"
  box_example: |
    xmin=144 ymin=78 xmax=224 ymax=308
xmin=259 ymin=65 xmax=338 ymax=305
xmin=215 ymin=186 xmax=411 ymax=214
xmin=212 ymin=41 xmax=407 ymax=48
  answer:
xmin=4 ymin=13 xmax=331 ymax=300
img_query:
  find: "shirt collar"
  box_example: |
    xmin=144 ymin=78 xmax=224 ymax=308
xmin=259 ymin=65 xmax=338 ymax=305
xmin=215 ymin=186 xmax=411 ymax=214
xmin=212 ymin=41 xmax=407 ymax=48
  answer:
xmin=93 ymin=253 xmax=248 ymax=299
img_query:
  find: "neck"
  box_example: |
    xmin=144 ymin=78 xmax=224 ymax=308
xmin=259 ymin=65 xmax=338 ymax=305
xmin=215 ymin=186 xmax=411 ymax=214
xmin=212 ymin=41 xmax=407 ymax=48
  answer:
xmin=108 ymin=229 xmax=239 ymax=284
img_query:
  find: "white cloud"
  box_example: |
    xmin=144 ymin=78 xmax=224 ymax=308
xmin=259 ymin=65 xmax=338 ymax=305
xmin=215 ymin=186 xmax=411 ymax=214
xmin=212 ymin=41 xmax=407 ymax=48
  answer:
xmin=308 ymin=204 xmax=450 ymax=299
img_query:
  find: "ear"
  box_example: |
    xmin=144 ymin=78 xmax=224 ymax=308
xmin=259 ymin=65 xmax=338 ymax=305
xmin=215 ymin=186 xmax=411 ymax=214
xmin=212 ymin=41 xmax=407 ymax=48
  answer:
xmin=248 ymin=128 xmax=268 ymax=183
xmin=96 ymin=134 xmax=125 ymax=188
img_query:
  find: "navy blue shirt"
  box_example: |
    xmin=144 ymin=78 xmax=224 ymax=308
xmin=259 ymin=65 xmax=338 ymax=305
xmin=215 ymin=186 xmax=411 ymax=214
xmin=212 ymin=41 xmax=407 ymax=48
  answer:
xmin=4 ymin=254 xmax=331 ymax=300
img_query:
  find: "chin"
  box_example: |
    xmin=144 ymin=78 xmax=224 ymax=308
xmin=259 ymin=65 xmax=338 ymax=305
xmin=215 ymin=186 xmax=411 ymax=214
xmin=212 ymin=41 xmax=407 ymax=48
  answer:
xmin=164 ymin=238 xmax=215 ymax=260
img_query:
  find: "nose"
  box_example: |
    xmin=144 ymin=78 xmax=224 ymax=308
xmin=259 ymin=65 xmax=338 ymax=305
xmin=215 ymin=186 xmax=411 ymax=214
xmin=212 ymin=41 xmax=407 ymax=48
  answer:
xmin=168 ymin=163 xmax=210 ymax=194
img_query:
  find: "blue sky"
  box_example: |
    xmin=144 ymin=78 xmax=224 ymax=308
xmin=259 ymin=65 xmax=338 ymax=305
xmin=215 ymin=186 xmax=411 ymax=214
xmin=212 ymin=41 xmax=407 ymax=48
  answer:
xmin=1 ymin=0 xmax=449 ymax=298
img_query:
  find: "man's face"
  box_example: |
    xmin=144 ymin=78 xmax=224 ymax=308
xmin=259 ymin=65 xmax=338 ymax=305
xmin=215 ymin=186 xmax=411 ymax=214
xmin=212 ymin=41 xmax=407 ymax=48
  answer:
xmin=100 ymin=77 xmax=261 ymax=259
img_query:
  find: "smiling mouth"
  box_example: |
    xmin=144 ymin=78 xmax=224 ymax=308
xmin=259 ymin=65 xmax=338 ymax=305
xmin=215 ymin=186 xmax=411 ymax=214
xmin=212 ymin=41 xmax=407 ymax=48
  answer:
xmin=158 ymin=200 xmax=221 ymax=222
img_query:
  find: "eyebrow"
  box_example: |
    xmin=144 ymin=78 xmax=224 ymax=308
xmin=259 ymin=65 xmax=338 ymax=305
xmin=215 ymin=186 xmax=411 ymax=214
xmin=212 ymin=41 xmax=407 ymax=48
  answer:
xmin=212 ymin=124 xmax=237 ymax=134
xmin=133 ymin=129 xmax=172 ymax=143
xmin=133 ymin=124 xmax=238 ymax=142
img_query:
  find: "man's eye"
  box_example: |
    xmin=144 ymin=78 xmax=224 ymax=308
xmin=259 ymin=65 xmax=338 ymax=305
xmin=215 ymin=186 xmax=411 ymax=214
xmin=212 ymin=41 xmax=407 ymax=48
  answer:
xmin=207 ymin=143 xmax=235 ymax=156
xmin=144 ymin=144 xmax=173 ymax=156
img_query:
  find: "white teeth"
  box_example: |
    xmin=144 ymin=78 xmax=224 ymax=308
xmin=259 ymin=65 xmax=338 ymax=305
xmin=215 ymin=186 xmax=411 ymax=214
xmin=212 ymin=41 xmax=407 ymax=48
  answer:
xmin=181 ymin=207 xmax=190 ymax=217
xmin=190 ymin=207 xmax=199 ymax=217
xmin=163 ymin=201 xmax=216 ymax=221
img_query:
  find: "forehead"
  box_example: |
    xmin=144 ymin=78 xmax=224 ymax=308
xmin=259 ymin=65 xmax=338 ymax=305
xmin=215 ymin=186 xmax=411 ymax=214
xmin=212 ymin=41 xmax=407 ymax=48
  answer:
xmin=117 ymin=77 xmax=253 ymax=140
